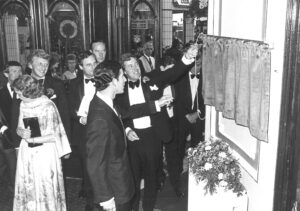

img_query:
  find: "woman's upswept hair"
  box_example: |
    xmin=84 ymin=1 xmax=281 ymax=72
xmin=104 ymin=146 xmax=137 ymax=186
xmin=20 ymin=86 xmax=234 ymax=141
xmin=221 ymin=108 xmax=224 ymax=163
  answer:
xmin=12 ymin=75 xmax=44 ymax=99
xmin=93 ymin=60 xmax=122 ymax=91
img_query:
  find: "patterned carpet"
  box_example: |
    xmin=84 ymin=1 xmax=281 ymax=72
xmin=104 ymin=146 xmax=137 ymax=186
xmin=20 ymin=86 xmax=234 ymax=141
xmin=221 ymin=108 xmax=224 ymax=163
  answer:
xmin=0 ymin=175 xmax=187 ymax=211
xmin=0 ymin=152 xmax=188 ymax=211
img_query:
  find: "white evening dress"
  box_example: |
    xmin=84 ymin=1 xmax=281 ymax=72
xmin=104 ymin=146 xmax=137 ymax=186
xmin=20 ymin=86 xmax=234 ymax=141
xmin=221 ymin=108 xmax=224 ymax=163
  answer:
xmin=13 ymin=95 xmax=71 ymax=211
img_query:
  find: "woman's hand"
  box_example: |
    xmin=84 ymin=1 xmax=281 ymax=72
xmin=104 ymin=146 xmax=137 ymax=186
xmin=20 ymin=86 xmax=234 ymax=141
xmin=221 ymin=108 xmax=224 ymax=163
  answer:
xmin=17 ymin=127 xmax=31 ymax=139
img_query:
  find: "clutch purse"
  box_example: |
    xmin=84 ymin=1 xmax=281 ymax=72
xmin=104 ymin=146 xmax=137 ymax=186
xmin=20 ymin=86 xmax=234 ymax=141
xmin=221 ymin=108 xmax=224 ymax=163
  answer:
xmin=23 ymin=117 xmax=41 ymax=138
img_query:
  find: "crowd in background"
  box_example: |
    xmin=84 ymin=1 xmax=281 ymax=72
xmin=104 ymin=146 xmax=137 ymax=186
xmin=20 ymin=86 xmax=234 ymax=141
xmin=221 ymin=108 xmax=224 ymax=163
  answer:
xmin=0 ymin=37 xmax=205 ymax=211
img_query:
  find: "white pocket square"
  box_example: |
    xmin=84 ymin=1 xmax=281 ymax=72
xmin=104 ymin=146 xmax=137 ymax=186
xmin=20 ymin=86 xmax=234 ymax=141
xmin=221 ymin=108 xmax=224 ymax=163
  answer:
xmin=149 ymin=85 xmax=159 ymax=91
xmin=50 ymin=94 xmax=57 ymax=100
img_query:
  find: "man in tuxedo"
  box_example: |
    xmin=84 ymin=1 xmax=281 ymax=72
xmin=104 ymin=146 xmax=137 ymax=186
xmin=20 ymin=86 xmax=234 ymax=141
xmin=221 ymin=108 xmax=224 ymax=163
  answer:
xmin=86 ymin=61 xmax=134 ymax=211
xmin=115 ymin=44 xmax=198 ymax=211
xmin=91 ymin=40 xmax=107 ymax=65
xmin=138 ymin=41 xmax=155 ymax=74
xmin=28 ymin=49 xmax=71 ymax=139
xmin=68 ymin=51 xmax=97 ymax=211
xmin=0 ymin=61 xmax=22 ymax=192
xmin=174 ymin=48 xmax=205 ymax=173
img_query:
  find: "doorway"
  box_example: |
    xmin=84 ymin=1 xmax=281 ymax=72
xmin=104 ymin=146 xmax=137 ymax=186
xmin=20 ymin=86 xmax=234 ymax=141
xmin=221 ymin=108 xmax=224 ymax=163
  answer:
xmin=172 ymin=12 xmax=184 ymax=43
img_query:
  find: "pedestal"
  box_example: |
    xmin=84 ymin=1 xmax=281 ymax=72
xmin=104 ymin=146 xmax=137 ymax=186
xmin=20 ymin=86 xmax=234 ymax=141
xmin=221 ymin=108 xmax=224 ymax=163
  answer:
xmin=188 ymin=173 xmax=248 ymax=211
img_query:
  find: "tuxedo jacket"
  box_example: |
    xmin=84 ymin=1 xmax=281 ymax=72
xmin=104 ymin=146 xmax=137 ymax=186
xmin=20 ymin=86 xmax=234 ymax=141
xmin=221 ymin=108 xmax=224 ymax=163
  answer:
xmin=86 ymin=95 xmax=134 ymax=204
xmin=115 ymin=60 xmax=190 ymax=143
xmin=68 ymin=75 xmax=87 ymax=147
xmin=0 ymin=85 xmax=13 ymax=126
xmin=0 ymin=85 xmax=20 ymax=148
xmin=43 ymin=75 xmax=71 ymax=139
xmin=174 ymin=69 xmax=205 ymax=127
xmin=0 ymin=107 xmax=14 ymax=149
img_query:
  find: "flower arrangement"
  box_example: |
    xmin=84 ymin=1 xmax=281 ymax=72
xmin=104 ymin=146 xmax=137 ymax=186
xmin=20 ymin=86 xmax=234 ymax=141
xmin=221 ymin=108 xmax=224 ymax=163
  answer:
xmin=188 ymin=137 xmax=245 ymax=196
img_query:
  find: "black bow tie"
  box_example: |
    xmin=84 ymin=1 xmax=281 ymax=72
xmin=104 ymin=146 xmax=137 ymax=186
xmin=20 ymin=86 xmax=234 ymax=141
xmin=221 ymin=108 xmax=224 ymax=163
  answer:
xmin=128 ymin=80 xmax=140 ymax=89
xmin=190 ymin=73 xmax=200 ymax=79
xmin=85 ymin=78 xmax=94 ymax=84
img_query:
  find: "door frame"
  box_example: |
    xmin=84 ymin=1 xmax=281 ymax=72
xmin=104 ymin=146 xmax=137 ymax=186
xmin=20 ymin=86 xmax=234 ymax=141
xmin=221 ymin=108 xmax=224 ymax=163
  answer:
xmin=274 ymin=0 xmax=300 ymax=210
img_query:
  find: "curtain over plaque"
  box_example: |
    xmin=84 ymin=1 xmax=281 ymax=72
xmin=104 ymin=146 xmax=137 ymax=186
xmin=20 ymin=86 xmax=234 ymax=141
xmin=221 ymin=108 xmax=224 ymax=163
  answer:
xmin=201 ymin=35 xmax=271 ymax=142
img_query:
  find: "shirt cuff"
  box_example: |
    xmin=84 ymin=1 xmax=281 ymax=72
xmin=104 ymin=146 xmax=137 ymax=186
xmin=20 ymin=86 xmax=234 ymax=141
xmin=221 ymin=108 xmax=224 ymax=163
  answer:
xmin=125 ymin=127 xmax=132 ymax=135
xmin=0 ymin=125 xmax=8 ymax=134
xmin=79 ymin=117 xmax=84 ymax=124
xmin=100 ymin=197 xmax=114 ymax=206
xmin=181 ymin=54 xmax=195 ymax=65
xmin=154 ymin=101 xmax=161 ymax=112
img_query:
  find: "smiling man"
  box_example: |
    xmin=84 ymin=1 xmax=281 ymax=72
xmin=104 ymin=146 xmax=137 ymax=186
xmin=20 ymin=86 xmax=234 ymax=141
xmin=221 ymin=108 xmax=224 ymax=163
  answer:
xmin=28 ymin=49 xmax=71 ymax=140
xmin=115 ymin=44 xmax=198 ymax=211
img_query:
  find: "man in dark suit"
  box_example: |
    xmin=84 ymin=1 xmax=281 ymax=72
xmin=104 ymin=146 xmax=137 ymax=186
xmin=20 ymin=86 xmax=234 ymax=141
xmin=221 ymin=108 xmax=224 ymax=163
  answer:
xmin=0 ymin=61 xmax=22 ymax=192
xmin=174 ymin=49 xmax=205 ymax=173
xmin=115 ymin=44 xmax=198 ymax=211
xmin=138 ymin=41 xmax=155 ymax=74
xmin=28 ymin=49 xmax=71 ymax=140
xmin=68 ymin=51 xmax=97 ymax=210
xmin=86 ymin=61 xmax=134 ymax=211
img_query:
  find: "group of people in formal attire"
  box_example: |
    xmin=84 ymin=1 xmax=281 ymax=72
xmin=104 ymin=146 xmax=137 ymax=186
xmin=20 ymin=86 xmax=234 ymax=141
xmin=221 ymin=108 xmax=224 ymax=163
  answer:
xmin=0 ymin=38 xmax=205 ymax=211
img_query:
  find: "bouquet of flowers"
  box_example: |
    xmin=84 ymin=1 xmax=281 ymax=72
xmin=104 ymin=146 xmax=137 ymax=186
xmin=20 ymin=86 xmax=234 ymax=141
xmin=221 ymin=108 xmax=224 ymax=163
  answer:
xmin=188 ymin=137 xmax=245 ymax=196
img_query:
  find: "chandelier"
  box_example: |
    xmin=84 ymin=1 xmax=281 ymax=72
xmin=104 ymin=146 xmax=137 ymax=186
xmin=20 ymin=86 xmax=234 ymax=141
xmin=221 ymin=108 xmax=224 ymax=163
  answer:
xmin=199 ymin=0 xmax=208 ymax=9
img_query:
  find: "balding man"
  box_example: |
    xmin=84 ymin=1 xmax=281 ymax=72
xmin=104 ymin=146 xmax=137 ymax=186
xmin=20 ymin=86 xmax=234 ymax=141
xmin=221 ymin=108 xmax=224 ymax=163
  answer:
xmin=139 ymin=41 xmax=155 ymax=74
xmin=91 ymin=40 xmax=107 ymax=65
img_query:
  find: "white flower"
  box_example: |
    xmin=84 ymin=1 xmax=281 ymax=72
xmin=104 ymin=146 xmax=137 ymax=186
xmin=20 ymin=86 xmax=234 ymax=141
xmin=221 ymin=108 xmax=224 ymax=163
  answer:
xmin=149 ymin=84 xmax=159 ymax=91
xmin=218 ymin=152 xmax=226 ymax=158
xmin=219 ymin=181 xmax=228 ymax=187
xmin=27 ymin=201 xmax=35 ymax=210
xmin=204 ymin=163 xmax=212 ymax=170
xmin=205 ymin=146 xmax=211 ymax=151
xmin=218 ymin=173 xmax=224 ymax=180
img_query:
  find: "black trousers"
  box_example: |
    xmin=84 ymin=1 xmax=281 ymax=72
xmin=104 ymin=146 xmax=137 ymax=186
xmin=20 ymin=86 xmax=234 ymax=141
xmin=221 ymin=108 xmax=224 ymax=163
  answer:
xmin=0 ymin=146 xmax=17 ymax=189
xmin=160 ymin=117 xmax=182 ymax=190
xmin=127 ymin=127 xmax=161 ymax=211
xmin=76 ymin=144 xmax=94 ymax=208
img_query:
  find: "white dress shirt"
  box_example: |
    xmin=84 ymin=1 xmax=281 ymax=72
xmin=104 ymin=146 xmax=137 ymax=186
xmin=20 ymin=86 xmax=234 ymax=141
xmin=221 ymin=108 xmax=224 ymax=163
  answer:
xmin=128 ymin=78 xmax=152 ymax=129
xmin=6 ymin=82 xmax=14 ymax=98
xmin=77 ymin=76 xmax=95 ymax=117
xmin=189 ymin=71 xmax=200 ymax=110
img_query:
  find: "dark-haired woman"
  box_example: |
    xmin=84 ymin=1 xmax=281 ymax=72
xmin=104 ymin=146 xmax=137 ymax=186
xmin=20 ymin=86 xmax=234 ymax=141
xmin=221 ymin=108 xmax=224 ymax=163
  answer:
xmin=12 ymin=75 xmax=71 ymax=211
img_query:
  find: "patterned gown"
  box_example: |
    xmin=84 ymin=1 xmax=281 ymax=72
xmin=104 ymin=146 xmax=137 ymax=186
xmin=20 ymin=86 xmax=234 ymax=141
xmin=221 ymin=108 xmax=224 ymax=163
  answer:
xmin=13 ymin=95 xmax=71 ymax=211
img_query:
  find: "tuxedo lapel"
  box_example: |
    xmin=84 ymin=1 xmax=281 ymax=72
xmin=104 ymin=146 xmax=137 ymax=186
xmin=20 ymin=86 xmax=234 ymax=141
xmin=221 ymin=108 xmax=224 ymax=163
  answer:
xmin=3 ymin=85 xmax=12 ymax=101
xmin=185 ymin=75 xmax=193 ymax=108
xmin=43 ymin=76 xmax=51 ymax=90
xmin=141 ymin=81 xmax=151 ymax=102
xmin=78 ymin=79 xmax=84 ymax=102
xmin=123 ymin=82 xmax=131 ymax=108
